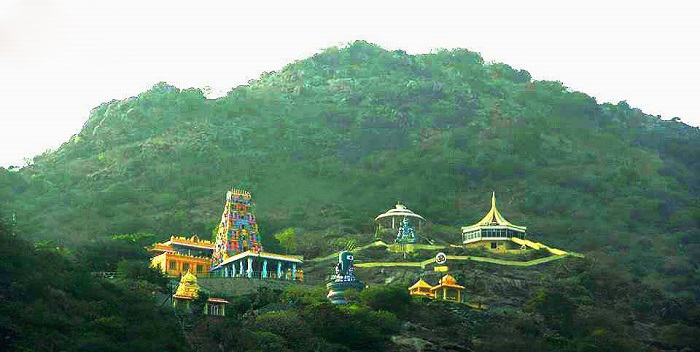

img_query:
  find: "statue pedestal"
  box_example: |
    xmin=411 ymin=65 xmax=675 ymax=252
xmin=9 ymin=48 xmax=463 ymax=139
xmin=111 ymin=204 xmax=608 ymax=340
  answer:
xmin=326 ymin=281 xmax=365 ymax=305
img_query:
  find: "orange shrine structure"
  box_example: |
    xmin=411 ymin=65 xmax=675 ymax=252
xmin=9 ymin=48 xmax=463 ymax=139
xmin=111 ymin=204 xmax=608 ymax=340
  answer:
xmin=409 ymin=274 xmax=466 ymax=303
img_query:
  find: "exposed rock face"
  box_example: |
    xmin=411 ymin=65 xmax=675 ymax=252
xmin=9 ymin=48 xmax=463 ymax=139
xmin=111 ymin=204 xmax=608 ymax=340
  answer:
xmin=391 ymin=334 xmax=473 ymax=352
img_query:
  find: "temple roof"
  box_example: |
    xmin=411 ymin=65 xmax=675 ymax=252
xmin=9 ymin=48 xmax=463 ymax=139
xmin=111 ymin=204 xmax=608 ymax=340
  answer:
xmin=430 ymin=274 xmax=465 ymax=291
xmin=207 ymin=297 xmax=230 ymax=304
xmin=212 ymin=250 xmax=303 ymax=270
xmin=170 ymin=235 xmax=214 ymax=249
xmin=375 ymin=203 xmax=425 ymax=222
xmin=409 ymin=278 xmax=433 ymax=290
xmin=173 ymin=271 xmax=228 ymax=303
xmin=174 ymin=271 xmax=200 ymax=299
xmin=462 ymin=192 xmax=526 ymax=233
xmin=148 ymin=235 xmax=215 ymax=252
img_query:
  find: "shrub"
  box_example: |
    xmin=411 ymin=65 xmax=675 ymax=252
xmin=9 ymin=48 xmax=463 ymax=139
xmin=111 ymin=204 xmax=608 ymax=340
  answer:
xmin=360 ymin=284 xmax=411 ymax=315
xmin=255 ymin=310 xmax=313 ymax=346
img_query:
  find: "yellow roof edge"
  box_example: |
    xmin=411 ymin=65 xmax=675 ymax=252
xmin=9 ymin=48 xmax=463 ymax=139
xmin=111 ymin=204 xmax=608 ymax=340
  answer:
xmin=430 ymin=283 xmax=466 ymax=290
xmin=409 ymin=278 xmax=432 ymax=290
xmin=465 ymin=192 xmax=525 ymax=229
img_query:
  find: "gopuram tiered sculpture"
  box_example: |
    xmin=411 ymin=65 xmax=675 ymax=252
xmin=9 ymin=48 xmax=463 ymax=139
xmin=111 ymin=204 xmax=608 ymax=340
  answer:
xmin=209 ymin=189 xmax=303 ymax=280
xmin=212 ymin=189 xmax=262 ymax=265
xmin=326 ymin=251 xmax=365 ymax=304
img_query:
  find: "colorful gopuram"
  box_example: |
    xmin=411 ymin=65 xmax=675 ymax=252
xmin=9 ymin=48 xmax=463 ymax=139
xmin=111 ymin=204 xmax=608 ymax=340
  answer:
xmin=209 ymin=189 xmax=303 ymax=280
xmin=172 ymin=271 xmax=229 ymax=316
xmin=149 ymin=235 xmax=214 ymax=277
xmin=461 ymin=192 xmax=527 ymax=252
xmin=212 ymin=189 xmax=262 ymax=265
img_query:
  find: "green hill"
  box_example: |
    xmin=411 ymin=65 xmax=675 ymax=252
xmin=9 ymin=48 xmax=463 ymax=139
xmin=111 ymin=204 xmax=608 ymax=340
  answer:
xmin=1 ymin=40 xmax=699 ymax=298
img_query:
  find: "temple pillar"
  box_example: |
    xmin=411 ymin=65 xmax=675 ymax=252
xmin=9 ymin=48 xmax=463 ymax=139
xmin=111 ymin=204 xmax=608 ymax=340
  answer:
xmin=292 ymin=263 xmax=297 ymax=281
xmin=232 ymin=263 xmax=237 ymax=277
xmin=262 ymin=260 xmax=268 ymax=279
xmin=247 ymin=257 xmax=253 ymax=278
xmin=277 ymin=261 xmax=282 ymax=279
xmin=239 ymin=260 xmax=244 ymax=277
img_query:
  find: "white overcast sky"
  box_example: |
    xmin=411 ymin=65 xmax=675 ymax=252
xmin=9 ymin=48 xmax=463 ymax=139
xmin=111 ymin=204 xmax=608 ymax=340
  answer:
xmin=0 ymin=0 xmax=698 ymax=167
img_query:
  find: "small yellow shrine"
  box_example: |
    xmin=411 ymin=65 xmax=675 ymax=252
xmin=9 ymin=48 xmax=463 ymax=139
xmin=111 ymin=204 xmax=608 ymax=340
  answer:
xmin=430 ymin=274 xmax=465 ymax=302
xmin=172 ymin=271 xmax=229 ymax=316
xmin=408 ymin=275 xmax=466 ymax=302
xmin=149 ymin=235 xmax=214 ymax=277
xmin=408 ymin=278 xmax=433 ymax=298
xmin=461 ymin=192 xmax=527 ymax=252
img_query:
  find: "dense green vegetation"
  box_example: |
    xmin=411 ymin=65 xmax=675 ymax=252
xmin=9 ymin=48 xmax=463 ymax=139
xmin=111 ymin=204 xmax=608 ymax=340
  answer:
xmin=148 ymin=261 xmax=700 ymax=352
xmin=0 ymin=220 xmax=187 ymax=352
xmin=3 ymin=214 xmax=699 ymax=351
xmin=1 ymin=41 xmax=699 ymax=350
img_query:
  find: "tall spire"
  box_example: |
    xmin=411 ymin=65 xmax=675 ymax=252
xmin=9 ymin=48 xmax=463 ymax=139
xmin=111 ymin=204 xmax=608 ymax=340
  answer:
xmin=470 ymin=191 xmax=523 ymax=229
xmin=212 ymin=189 xmax=263 ymax=266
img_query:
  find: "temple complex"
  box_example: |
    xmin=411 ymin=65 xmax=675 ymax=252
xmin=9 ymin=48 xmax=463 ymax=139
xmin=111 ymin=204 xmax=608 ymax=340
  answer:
xmin=208 ymin=189 xmax=304 ymax=280
xmin=149 ymin=235 xmax=214 ymax=277
xmin=172 ymin=271 xmax=229 ymax=316
xmin=461 ymin=192 xmax=527 ymax=252
xmin=148 ymin=189 xmax=304 ymax=281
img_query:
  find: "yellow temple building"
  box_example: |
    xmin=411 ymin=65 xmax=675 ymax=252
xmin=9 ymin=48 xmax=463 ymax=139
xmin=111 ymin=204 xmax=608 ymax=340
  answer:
xmin=408 ymin=275 xmax=466 ymax=302
xmin=430 ymin=274 xmax=465 ymax=302
xmin=461 ymin=192 xmax=527 ymax=252
xmin=408 ymin=278 xmax=434 ymax=298
xmin=149 ymin=235 xmax=214 ymax=277
xmin=172 ymin=271 xmax=229 ymax=316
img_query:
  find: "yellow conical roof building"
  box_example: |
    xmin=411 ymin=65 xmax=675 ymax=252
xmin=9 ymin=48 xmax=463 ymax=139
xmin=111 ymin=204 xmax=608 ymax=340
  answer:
xmin=461 ymin=192 xmax=527 ymax=252
xmin=463 ymin=192 xmax=526 ymax=232
xmin=173 ymin=271 xmax=200 ymax=299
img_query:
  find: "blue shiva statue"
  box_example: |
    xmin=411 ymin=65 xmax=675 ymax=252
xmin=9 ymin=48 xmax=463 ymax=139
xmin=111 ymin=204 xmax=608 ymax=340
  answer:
xmin=395 ymin=217 xmax=418 ymax=244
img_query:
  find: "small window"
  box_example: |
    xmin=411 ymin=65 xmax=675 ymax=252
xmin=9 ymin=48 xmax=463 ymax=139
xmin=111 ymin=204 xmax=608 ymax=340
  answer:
xmin=491 ymin=242 xmax=498 ymax=249
xmin=183 ymin=263 xmax=190 ymax=272
xmin=169 ymin=261 xmax=177 ymax=270
xmin=208 ymin=304 xmax=222 ymax=316
xmin=197 ymin=265 xmax=203 ymax=273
